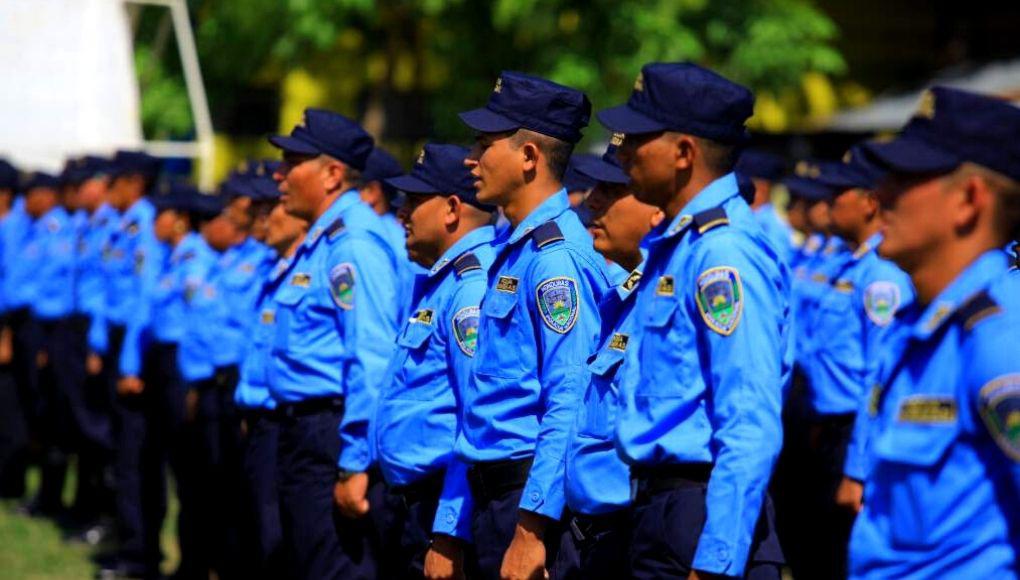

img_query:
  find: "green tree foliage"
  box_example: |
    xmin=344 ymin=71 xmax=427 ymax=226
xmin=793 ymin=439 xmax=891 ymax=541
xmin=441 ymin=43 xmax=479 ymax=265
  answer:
xmin=143 ymin=0 xmax=846 ymax=143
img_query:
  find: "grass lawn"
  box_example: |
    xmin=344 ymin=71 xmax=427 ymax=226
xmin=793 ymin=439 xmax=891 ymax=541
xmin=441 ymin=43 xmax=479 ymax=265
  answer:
xmin=0 ymin=466 xmax=179 ymax=579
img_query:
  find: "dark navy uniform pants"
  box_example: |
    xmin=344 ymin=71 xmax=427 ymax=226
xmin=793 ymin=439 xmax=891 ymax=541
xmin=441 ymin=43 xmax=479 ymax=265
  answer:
xmin=552 ymin=508 xmax=631 ymax=579
xmin=276 ymin=401 xmax=377 ymax=580
xmin=240 ymin=411 xmax=285 ymax=580
xmin=376 ymin=471 xmax=446 ymax=579
xmin=0 ymin=308 xmax=40 ymax=498
xmin=628 ymin=479 xmax=784 ymax=579
xmin=470 ymin=486 xmax=562 ymax=580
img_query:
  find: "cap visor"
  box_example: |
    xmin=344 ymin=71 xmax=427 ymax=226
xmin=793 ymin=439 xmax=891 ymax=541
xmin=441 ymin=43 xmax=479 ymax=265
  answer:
xmin=576 ymin=159 xmax=629 ymax=185
xmin=862 ymin=136 xmax=959 ymax=176
xmin=782 ymin=177 xmax=835 ymax=201
xmin=458 ymin=108 xmax=521 ymax=134
xmin=596 ymin=104 xmax=666 ymax=134
xmin=385 ymin=174 xmax=441 ymax=195
xmin=268 ymin=134 xmax=321 ymax=156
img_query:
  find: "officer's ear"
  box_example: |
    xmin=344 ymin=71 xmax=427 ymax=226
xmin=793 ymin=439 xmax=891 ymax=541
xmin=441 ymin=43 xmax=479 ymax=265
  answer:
xmin=672 ymin=133 xmax=697 ymax=173
xmin=444 ymin=195 xmax=462 ymax=229
xmin=950 ymin=167 xmax=995 ymax=235
xmin=319 ymin=156 xmax=347 ymax=192
xmin=649 ymin=208 xmax=665 ymax=229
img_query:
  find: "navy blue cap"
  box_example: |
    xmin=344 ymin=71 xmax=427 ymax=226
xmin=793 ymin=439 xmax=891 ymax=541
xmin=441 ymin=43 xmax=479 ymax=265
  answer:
xmin=247 ymin=161 xmax=282 ymax=201
xmin=598 ymin=62 xmax=754 ymax=144
xmin=149 ymin=181 xmax=192 ymax=213
xmin=563 ymin=154 xmax=600 ymax=192
xmin=269 ymin=108 xmax=374 ymax=171
xmin=862 ymin=87 xmax=1020 ymax=182
xmin=574 ymin=134 xmax=629 ymax=185
xmin=813 ymin=145 xmax=886 ymax=192
xmin=190 ymin=190 xmax=227 ymax=219
xmin=459 ymin=71 xmax=591 ymax=144
xmin=362 ymin=148 xmax=404 ymax=183
xmin=0 ymin=159 xmax=19 ymax=190
xmin=385 ymin=144 xmax=494 ymax=211
xmin=736 ymin=150 xmax=786 ymax=181
xmin=24 ymin=171 xmax=62 ymax=191
xmin=783 ymin=160 xmax=842 ymax=201
xmin=111 ymin=150 xmax=161 ymax=180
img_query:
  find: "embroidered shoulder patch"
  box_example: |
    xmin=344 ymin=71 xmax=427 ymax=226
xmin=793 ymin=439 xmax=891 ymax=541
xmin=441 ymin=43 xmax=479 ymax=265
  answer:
xmin=978 ymin=374 xmax=1020 ymax=461
xmin=864 ymin=281 xmax=902 ymax=327
xmin=536 ymin=277 xmax=580 ymax=334
xmin=329 ymin=263 xmax=356 ymax=310
xmin=696 ymin=267 xmax=743 ymax=336
xmin=452 ymin=306 xmax=480 ymax=357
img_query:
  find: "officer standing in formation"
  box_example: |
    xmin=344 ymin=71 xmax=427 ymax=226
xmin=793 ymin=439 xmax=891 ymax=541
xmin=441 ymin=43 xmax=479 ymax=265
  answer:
xmin=1 ymin=59 xmax=1019 ymax=580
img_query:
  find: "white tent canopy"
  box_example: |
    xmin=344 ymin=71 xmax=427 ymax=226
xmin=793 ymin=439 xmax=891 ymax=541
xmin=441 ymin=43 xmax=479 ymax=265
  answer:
xmin=827 ymin=59 xmax=1020 ymax=132
xmin=0 ymin=0 xmax=212 ymax=186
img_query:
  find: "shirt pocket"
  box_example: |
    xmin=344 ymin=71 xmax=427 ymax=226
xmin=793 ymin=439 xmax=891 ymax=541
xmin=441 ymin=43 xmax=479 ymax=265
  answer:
xmin=389 ymin=321 xmax=449 ymax=401
xmin=873 ymin=416 xmax=960 ymax=550
xmin=476 ymin=290 xmax=525 ymax=376
xmin=272 ymin=286 xmax=308 ymax=353
xmin=639 ymin=295 xmax=692 ymax=396
xmin=578 ymin=348 xmax=625 ymax=439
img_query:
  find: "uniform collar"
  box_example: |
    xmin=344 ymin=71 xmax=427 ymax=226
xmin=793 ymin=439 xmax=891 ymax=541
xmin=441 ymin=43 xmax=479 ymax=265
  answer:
xmin=40 ymin=205 xmax=67 ymax=224
xmin=172 ymin=232 xmax=201 ymax=260
xmin=427 ymin=225 xmax=496 ymax=278
xmin=910 ymin=250 xmax=1009 ymax=339
xmin=647 ymin=172 xmax=739 ymax=244
xmin=304 ymin=189 xmax=360 ymax=248
xmin=506 ymin=189 xmax=570 ymax=245
xmin=851 ymin=232 xmax=884 ymax=260
xmin=124 ymin=197 xmax=153 ymax=222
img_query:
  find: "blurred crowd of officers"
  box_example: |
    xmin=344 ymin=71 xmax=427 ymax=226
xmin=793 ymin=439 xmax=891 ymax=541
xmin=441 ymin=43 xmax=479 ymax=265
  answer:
xmin=0 ymin=61 xmax=1018 ymax=580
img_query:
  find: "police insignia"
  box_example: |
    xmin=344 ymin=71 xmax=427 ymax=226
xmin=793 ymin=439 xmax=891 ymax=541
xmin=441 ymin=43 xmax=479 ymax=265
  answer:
xmin=864 ymin=281 xmax=902 ymax=327
xmin=290 ymin=273 xmax=311 ymax=287
xmin=696 ymin=267 xmax=743 ymax=336
xmin=134 ymin=251 xmax=145 ymax=274
xmin=127 ymin=222 xmax=140 ymax=236
xmin=329 ymin=263 xmax=356 ymax=310
xmin=453 ymin=306 xmax=480 ymax=357
xmin=608 ymin=333 xmax=629 ymax=351
xmin=496 ymin=276 xmax=519 ymax=293
xmin=414 ymin=309 xmax=434 ymax=325
xmin=978 ymin=374 xmax=1020 ymax=461
xmin=656 ymin=276 xmax=674 ymax=296
xmin=240 ymin=263 xmax=255 ymax=274
xmin=622 ymin=270 xmax=642 ymax=292
xmin=260 ymin=310 xmax=275 ymax=324
xmin=536 ymin=277 xmax=580 ymax=334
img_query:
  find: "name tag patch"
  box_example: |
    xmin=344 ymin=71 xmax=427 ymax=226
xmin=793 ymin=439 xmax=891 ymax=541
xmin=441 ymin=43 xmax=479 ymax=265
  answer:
xmin=656 ymin=276 xmax=674 ymax=296
xmin=608 ymin=333 xmax=629 ymax=352
xmin=496 ymin=276 xmax=519 ymax=293
xmin=897 ymin=396 xmax=957 ymax=424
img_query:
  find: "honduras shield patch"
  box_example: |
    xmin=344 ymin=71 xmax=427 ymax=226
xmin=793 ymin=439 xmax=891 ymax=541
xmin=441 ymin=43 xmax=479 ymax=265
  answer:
xmin=864 ymin=281 xmax=901 ymax=327
xmin=979 ymin=374 xmax=1020 ymax=461
xmin=452 ymin=306 xmax=480 ymax=357
xmin=329 ymin=263 xmax=356 ymax=310
xmin=696 ymin=267 xmax=743 ymax=336
xmin=536 ymin=277 xmax=580 ymax=334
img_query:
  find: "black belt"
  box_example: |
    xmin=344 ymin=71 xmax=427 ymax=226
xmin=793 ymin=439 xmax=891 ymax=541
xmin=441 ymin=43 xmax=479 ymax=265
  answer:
xmin=275 ymin=396 xmax=344 ymax=419
xmin=467 ymin=457 xmax=534 ymax=503
xmin=631 ymin=462 xmax=713 ymax=499
xmin=569 ymin=508 xmax=629 ymax=543
xmin=391 ymin=469 xmax=445 ymax=508
xmin=810 ymin=412 xmax=856 ymax=429
xmin=241 ymin=407 xmax=277 ymax=425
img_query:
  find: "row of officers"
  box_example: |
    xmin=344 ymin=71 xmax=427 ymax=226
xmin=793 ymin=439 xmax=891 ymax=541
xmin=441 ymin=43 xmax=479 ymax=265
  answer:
xmin=0 ymin=61 xmax=1018 ymax=580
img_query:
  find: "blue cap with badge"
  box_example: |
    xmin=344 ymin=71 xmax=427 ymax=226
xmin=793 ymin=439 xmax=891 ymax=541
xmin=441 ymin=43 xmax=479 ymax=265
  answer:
xmin=362 ymin=147 xmax=404 ymax=200
xmin=459 ymin=71 xmax=591 ymax=144
xmin=563 ymin=154 xmax=600 ymax=192
xmin=597 ymin=62 xmax=754 ymax=144
xmin=573 ymin=133 xmax=629 ymax=185
xmin=861 ymin=86 xmax=1020 ymax=183
xmin=386 ymin=144 xmax=494 ymax=211
xmin=111 ymin=150 xmax=161 ymax=180
xmin=813 ymin=144 xmax=886 ymax=192
xmin=736 ymin=150 xmax=786 ymax=182
xmin=269 ymin=108 xmax=375 ymax=171
xmin=783 ymin=160 xmax=842 ymax=201
xmin=23 ymin=171 xmax=62 ymax=191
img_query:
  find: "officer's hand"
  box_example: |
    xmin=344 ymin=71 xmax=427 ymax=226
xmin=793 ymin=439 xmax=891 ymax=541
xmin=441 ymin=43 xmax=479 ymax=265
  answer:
xmin=86 ymin=352 xmax=103 ymax=376
xmin=36 ymin=350 xmax=49 ymax=369
xmin=835 ymin=476 xmax=864 ymax=514
xmin=185 ymin=389 xmax=199 ymax=423
xmin=117 ymin=376 xmax=144 ymax=396
xmin=500 ymin=510 xmax=548 ymax=580
xmin=0 ymin=326 xmax=12 ymax=365
xmin=333 ymin=472 xmax=370 ymax=518
xmin=688 ymin=570 xmax=726 ymax=580
xmin=424 ymin=534 xmax=466 ymax=580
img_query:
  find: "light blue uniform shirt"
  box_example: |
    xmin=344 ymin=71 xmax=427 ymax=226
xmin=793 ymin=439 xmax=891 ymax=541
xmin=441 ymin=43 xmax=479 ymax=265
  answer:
xmin=754 ymin=201 xmax=795 ymax=265
xmin=75 ymin=204 xmax=118 ymax=352
xmin=266 ymin=190 xmax=401 ymax=472
xmin=802 ymin=233 xmax=915 ymax=416
xmin=26 ymin=206 xmax=75 ymax=320
xmin=455 ymin=190 xmax=611 ymax=520
xmin=849 ymin=251 xmax=1020 ymax=579
xmin=375 ymin=226 xmax=495 ymax=541
xmin=615 ymin=173 xmax=792 ymax=576
xmin=235 ymin=253 xmax=290 ymax=411
xmin=209 ymin=237 xmax=271 ymax=368
xmin=102 ymin=198 xmax=164 ymax=334
xmin=565 ymin=261 xmax=644 ymax=516
xmin=1 ymin=199 xmax=33 ymax=312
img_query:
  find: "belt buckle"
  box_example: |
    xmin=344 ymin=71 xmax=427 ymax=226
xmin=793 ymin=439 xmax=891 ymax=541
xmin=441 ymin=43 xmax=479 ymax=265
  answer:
xmin=569 ymin=517 xmax=587 ymax=543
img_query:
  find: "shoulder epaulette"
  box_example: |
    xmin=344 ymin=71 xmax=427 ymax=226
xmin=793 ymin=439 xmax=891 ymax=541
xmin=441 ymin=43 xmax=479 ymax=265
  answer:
xmin=692 ymin=207 xmax=729 ymax=235
xmin=453 ymin=252 xmax=482 ymax=277
xmin=956 ymin=290 xmax=1002 ymax=331
xmin=532 ymin=221 xmax=564 ymax=248
xmin=325 ymin=217 xmax=346 ymax=240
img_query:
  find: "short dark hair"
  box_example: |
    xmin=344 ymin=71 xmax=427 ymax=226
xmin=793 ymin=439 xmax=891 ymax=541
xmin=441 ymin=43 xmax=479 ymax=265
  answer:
xmin=510 ymin=129 xmax=574 ymax=181
xmin=694 ymin=136 xmax=738 ymax=176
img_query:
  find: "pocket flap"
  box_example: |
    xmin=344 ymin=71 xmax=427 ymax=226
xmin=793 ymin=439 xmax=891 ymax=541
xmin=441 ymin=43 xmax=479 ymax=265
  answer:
xmin=482 ymin=291 xmax=518 ymax=320
xmin=397 ymin=321 xmax=433 ymax=349
xmin=643 ymin=296 xmax=679 ymax=328
xmin=588 ymin=348 xmax=625 ymax=377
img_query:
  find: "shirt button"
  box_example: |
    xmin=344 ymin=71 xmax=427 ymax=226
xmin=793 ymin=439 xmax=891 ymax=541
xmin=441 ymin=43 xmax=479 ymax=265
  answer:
xmin=716 ymin=546 xmax=729 ymax=562
xmin=530 ymin=492 xmax=540 ymax=502
xmin=445 ymin=513 xmax=455 ymax=524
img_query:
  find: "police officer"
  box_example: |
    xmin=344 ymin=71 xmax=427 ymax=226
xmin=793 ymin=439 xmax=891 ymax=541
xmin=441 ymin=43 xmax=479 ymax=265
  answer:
xmin=372 ymin=143 xmax=496 ymax=578
xmin=846 ymin=86 xmax=1020 ymax=578
xmin=234 ymin=186 xmax=307 ymax=580
xmin=268 ymin=108 xmax=400 ymax=580
xmin=555 ymin=137 xmax=663 ymax=579
xmin=600 ymin=62 xmax=789 ymax=578
xmin=0 ymin=158 xmax=28 ymax=499
xmin=735 ymin=150 xmax=794 ymax=263
xmin=786 ymin=150 xmax=915 ymax=579
xmin=453 ymin=71 xmax=610 ymax=580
